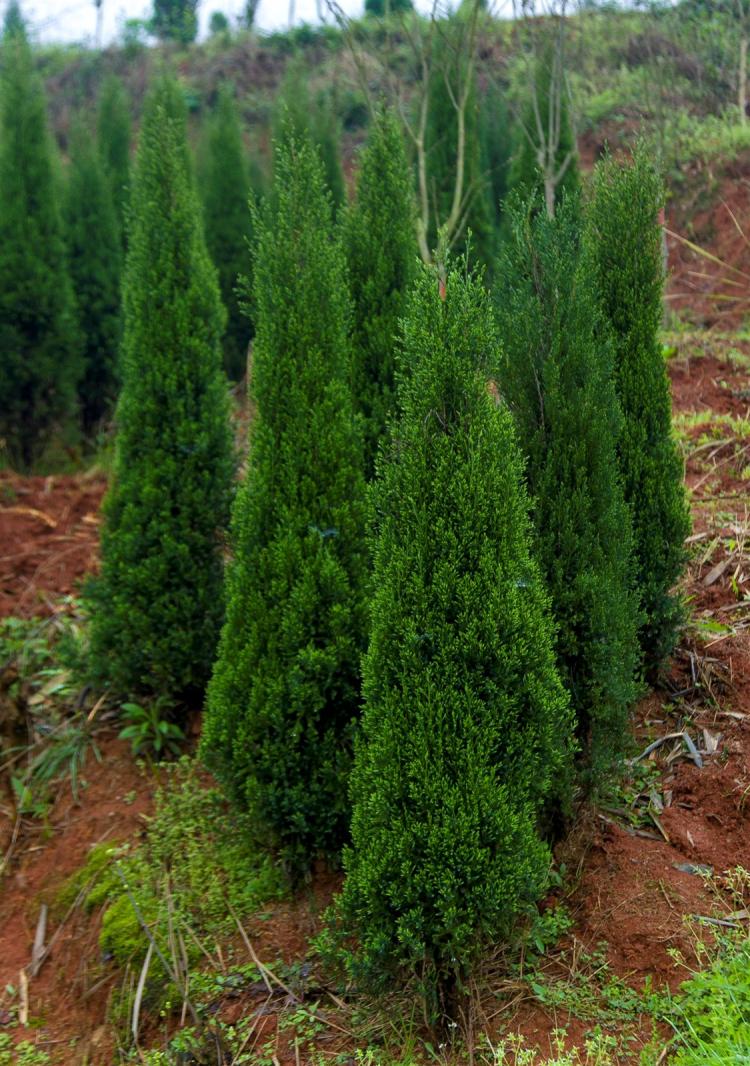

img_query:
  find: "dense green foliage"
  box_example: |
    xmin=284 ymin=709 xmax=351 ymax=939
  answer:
xmin=343 ymin=108 xmax=416 ymax=475
xmin=340 ymin=263 xmax=573 ymax=1021
xmin=507 ymin=41 xmax=579 ymax=216
xmin=0 ymin=17 xmax=81 ymax=468
xmin=97 ymin=76 xmax=131 ymax=244
xmin=87 ymin=80 xmax=233 ymax=702
xmin=201 ymin=135 xmax=367 ymax=877
xmin=65 ymin=121 xmax=122 ymax=433
xmin=151 ymin=0 xmax=198 ymax=42
xmin=273 ymin=61 xmax=346 ymax=212
xmin=425 ymin=20 xmax=495 ymax=267
xmin=496 ymin=197 xmax=641 ymax=776
xmin=199 ymin=85 xmax=253 ymax=380
xmin=587 ymin=149 xmax=690 ymax=671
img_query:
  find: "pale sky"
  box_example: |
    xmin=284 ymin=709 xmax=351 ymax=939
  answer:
xmin=18 ymin=0 xmax=439 ymax=44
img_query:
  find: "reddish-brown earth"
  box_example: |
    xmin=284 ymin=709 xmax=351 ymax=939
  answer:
xmin=0 ymin=473 xmax=106 ymax=619
xmin=0 ymin=336 xmax=748 ymax=1063
xmin=667 ymin=151 xmax=750 ymax=329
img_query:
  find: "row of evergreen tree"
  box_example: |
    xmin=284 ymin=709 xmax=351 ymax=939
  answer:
xmin=0 ymin=7 xmax=688 ymax=1024
xmin=0 ymin=5 xmax=577 ymax=469
xmin=81 ymin=68 xmax=688 ymax=1023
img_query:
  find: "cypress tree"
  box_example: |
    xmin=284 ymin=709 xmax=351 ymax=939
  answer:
xmin=340 ymin=263 xmax=573 ymax=1022
xmin=495 ymin=196 xmax=641 ymax=776
xmin=201 ymin=135 xmax=367 ymax=876
xmin=0 ymin=14 xmax=81 ymax=468
xmin=87 ymin=80 xmax=233 ymax=702
xmin=65 ymin=120 xmax=122 ymax=434
xmin=97 ymin=75 xmax=131 ymax=245
xmin=199 ymin=85 xmax=253 ymax=381
xmin=507 ymin=41 xmax=579 ymax=217
xmin=273 ymin=62 xmax=346 ymax=213
xmin=587 ymin=149 xmax=690 ymax=672
xmin=343 ymin=108 xmax=416 ymax=476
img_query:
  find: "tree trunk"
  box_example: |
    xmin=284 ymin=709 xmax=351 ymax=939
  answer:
xmin=740 ymin=35 xmax=748 ymax=122
xmin=544 ymin=173 xmax=556 ymax=218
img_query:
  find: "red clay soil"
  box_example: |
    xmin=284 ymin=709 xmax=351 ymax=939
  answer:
xmin=0 ymin=472 xmax=106 ymax=618
xmin=0 ymin=340 xmax=749 ymax=1063
xmin=0 ymin=737 xmax=155 ymax=1065
xmin=667 ymin=152 xmax=750 ymax=329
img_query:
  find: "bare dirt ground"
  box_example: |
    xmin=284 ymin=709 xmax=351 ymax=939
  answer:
xmin=0 ymin=473 xmax=105 ymax=619
xmin=0 ymin=334 xmax=747 ymax=1063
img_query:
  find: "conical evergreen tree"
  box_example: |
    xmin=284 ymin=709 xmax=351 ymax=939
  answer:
xmin=3 ymin=0 xmax=24 ymax=36
xmin=340 ymin=263 xmax=573 ymax=1022
xmin=587 ymin=149 xmax=690 ymax=672
xmin=87 ymin=80 xmax=233 ymax=702
xmin=201 ymin=134 xmax=367 ymax=876
xmin=495 ymin=196 xmax=641 ymax=776
xmin=507 ymin=40 xmax=579 ymax=217
xmin=272 ymin=61 xmax=346 ymax=213
xmin=199 ymin=85 xmax=253 ymax=381
xmin=424 ymin=22 xmax=495 ymax=268
xmin=0 ymin=14 xmax=81 ymax=467
xmin=97 ymin=75 xmax=131 ymax=244
xmin=343 ymin=108 xmax=416 ymax=476
xmin=65 ymin=119 xmax=122 ymax=434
